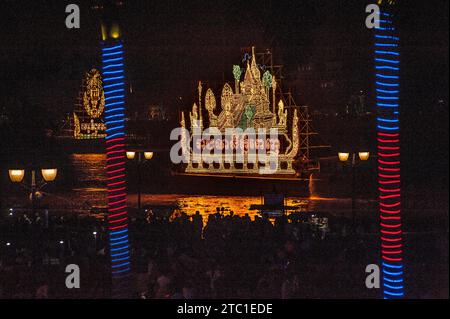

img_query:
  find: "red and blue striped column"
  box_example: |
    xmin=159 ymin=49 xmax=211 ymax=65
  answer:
xmin=374 ymin=6 xmax=404 ymax=299
xmin=102 ymin=40 xmax=131 ymax=284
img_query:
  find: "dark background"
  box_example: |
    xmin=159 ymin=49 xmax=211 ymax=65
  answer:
xmin=0 ymin=0 xmax=448 ymax=190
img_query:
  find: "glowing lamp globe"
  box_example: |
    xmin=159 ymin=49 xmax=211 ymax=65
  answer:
xmin=126 ymin=151 xmax=136 ymax=160
xmin=358 ymin=152 xmax=370 ymax=161
xmin=144 ymin=152 xmax=154 ymax=160
xmin=110 ymin=23 xmax=121 ymax=39
xmin=9 ymin=169 xmax=25 ymax=183
xmin=41 ymin=169 xmax=58 ymax=182
xmin=338 ymin=152 xmax=350 ymax=162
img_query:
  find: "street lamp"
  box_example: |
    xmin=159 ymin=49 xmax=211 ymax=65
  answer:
xmin=93 ymin=231 xmax=98 ymax=249
xmin=144 ymin=152 xmax=153 ymax=160
xmin=338 ymin=152 xmax=350 ymax=162
xmin=358 ymin=151 xmax=370 ymax=161
xmin=338 ymin=151 xmax=370 ymax=232
xmin=9 ymin=169 xmax=25 ymax=183
xmin=126 ymin=151 xmax=136 ymax=160
xmin=127 ymin=151 xmax=153 ymax=211
xmin=41 ymin=169 xmax=58 ymax=182
xmin=8 ymin=168 xmax=58 ymax=214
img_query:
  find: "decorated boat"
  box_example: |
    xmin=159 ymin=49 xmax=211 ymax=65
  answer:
xmin=177 ymin=47 xmax=314 ymax=181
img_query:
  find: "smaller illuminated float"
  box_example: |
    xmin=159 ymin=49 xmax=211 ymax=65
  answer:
xmin=73 ymin=69 xmax=107 ymax=139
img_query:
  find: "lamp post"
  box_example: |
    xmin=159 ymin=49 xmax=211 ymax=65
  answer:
xmin=93 ymin=231 xmax=98 ymax=250
xmin=8 ymin=168 xmax=58 ymax=214
xmin=126 ymin=151 xmax=153 ymax=211
xmin=338 ymin=151 xmax=370 ymax=232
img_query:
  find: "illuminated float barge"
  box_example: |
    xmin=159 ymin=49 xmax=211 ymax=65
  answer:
xmin=73 ymin=69 xmax=107 ymax=140
xmin=175 ymin=47 xmax=317 ymax=195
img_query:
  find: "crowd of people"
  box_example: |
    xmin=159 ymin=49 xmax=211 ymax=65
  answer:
xmin=0 ymin=207 xmax=446 ymax=298
xmin=130 ymin=209 xmax=377 ymax=299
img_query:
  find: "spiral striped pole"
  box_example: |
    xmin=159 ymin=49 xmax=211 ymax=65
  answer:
xmin=374 ymin=4 xmax=404 ymax=299
xmin=101 ymin=40 xmax=132 ymax=297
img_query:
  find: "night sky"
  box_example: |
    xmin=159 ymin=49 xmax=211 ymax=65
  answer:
xmin=0 ymin=0 xmax=448 ymax=187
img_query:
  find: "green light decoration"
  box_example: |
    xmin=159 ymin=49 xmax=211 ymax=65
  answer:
xmin=233 ymin=65 xmax=242 ymax=82
xmin=262 ymin=70 xmax=273 ymax=89
xmin=238 ymin=104 xmax=256 ymax=130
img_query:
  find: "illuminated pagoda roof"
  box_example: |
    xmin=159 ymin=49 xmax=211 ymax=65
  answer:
xmin=185 ymin=46 xmax=291 ymax=133
xmin=181 ymin=46 xmax=300 ymax=175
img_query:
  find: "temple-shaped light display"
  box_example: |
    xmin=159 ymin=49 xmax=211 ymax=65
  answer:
xmin=102 ymin=40 xmax=130 ymax=279
xmin=181 ymin=47 xmax=300 ymax=176
xmin=374 ymin=2 xmax=404 ymax=299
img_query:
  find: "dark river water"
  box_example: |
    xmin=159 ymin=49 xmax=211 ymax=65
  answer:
xmin=3 ymin=153 xmax=446 ymax=226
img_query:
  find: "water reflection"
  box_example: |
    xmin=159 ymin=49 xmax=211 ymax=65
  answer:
xmin=70 ymin=153 xmax=106 ymax=183
xmin=68 ymin=154 xmax=107 ymax=208
xmin=67 ymin=154 xmax=376 ymax=218
xmin=3 ymin=154 xmax=376 ymax=221
xmin=133 ymin=194 xmax=310 ymax=225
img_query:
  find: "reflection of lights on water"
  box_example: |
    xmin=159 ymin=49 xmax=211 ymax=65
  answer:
xmin=309 ymin=174 xmax=315 ymax=197
xmin=70 ymin=154 xmax=107 ymax=182
xmin=72 ymin=188 xmax=107 ymax=192
xmin=67 ymin=154 xmax=346 ymax=219
xmin=168 ymin=195 xmax=313 ymax=226
xmin=71 ymin=153 xmax=106 ymax=161
xmin=39 ymin=153 xmax=377 ymax=223
xmin=162 ymin=195 xmax=376 ymax=227
xmin=308 ymin=196 xmax=339 ymax=201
